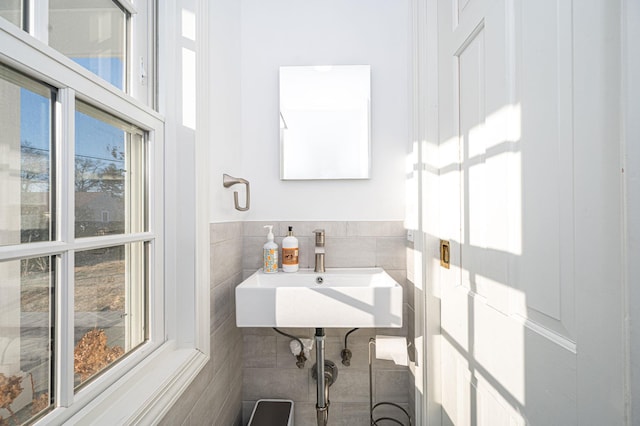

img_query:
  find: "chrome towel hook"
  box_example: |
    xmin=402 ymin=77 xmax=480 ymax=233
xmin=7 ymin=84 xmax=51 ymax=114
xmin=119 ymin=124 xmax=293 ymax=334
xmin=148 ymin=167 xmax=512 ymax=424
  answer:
xmin=222 ymin=174 xmax=250 ymax=211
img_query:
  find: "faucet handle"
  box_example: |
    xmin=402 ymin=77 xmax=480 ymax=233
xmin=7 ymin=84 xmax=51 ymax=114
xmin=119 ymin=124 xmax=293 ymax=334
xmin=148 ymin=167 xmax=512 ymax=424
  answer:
xmin=313 ymin=229 xmax=325 ymax=247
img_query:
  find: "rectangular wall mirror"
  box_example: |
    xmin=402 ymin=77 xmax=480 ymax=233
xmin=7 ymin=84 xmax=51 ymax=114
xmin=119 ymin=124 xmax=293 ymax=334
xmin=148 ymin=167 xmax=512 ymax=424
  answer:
xmin=279 ymin=65 xmax=371 ymax=180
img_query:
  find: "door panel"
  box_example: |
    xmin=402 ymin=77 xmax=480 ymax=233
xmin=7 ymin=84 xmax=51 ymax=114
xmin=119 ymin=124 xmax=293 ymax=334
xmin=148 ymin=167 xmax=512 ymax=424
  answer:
xmin=514 ymin=0 xmax=575 ymax=341
xmin=438 ymin=0 xmax=577 ymax=423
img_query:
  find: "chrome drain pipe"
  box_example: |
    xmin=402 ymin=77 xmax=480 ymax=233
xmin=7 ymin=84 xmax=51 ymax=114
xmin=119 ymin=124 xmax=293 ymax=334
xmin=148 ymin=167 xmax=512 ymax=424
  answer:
xmin=316 ymin=328 xmax=329 ymax=426
xmin=315 ymin=328 xmax=327 ymax=425
xmin=313 ymin=328 xmax=338 ymax=426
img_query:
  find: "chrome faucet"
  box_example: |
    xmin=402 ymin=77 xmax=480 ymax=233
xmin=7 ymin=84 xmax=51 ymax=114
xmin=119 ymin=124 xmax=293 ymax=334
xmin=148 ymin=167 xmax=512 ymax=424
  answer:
xmin=314 ymin=229 xmax=325 ymax=273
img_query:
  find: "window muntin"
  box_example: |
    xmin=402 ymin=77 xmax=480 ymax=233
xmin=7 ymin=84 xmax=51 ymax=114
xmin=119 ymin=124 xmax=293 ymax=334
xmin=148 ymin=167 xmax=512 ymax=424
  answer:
xmin=49 ymin=0 xmax=127 ymax=90
xmin=74 ymin=242 xmax=146 ymax=389
xmin=0 ymin=256 xmax=54 ymax=424
xmin=0 ymin=64 xmax=54 ymax=247
xmin=75 ymin=101 xmax=146 ymax=238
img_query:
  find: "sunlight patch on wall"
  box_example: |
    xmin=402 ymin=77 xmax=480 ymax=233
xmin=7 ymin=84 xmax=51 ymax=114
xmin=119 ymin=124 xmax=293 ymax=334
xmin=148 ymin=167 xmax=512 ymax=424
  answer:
xmin=181 ymin=47 xmax=196 ymax=130
xmin=405 ymin=141 xmax=419 ymax=232
xmin=408 ymin=244 xmax=423 ymax=292
xmin=414 ymin=335 xmax=425 ymax=395
xmin=421 ymin=137 xmax=440 ymax=237
xmin=181 ymin=9 xmax=196 ymax=41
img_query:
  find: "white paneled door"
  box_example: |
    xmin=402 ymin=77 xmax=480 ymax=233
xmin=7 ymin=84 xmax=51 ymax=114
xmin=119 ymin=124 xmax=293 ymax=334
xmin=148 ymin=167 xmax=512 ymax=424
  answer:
xmin=435 ymin=0 xmax=624 ymax=424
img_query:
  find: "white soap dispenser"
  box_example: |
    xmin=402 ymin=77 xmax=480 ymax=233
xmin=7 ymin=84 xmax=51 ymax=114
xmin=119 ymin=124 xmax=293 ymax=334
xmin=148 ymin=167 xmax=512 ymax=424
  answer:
xmin=282 ymin=226 xmax=299 ymax=272
xmin=263 ymin=225 xmax=278 ymax=273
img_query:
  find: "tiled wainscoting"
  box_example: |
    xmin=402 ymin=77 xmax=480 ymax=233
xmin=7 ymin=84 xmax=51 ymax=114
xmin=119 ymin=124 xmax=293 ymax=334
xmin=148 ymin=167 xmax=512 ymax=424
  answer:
xmin=161 ymin=221 xmax=414 ymax=426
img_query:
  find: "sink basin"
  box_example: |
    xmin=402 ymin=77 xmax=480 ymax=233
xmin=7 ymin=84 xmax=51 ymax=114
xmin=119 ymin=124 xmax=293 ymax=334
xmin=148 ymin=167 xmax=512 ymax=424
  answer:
xmin=235 ymin=268 xmax=403 ymax=328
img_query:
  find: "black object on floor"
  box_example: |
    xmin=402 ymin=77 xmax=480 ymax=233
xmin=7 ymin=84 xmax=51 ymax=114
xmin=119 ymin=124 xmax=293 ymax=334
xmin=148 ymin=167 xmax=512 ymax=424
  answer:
xmin=248 ymin=399 xmax=294 ymax=426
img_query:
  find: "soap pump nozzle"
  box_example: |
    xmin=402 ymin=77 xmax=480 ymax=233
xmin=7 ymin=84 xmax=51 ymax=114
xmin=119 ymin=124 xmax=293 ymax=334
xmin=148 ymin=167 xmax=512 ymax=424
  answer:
xmin=264 ymin=225 xmax=274 ymax=241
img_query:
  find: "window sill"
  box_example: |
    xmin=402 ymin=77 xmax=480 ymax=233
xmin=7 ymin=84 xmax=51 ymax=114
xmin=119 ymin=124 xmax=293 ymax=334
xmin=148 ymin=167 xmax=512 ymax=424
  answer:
xmin=34 ymin=343 xmax=208 ymax=425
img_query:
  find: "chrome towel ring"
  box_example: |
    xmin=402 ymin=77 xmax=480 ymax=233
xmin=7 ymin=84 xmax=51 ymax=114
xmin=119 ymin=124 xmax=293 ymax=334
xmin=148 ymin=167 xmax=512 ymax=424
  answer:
xmin=222 ymin=173 xmax=250 ymax=211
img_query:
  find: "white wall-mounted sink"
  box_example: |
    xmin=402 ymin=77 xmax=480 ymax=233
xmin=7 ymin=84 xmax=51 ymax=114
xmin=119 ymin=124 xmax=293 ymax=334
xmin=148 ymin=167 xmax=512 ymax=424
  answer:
xmin=235 ymin=268 xmax=403 ymax=328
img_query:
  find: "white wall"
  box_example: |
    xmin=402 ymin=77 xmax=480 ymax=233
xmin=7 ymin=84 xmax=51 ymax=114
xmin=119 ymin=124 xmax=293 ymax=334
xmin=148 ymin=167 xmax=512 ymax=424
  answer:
xmin=209 ymin=0 xmax=244 ymax=222
xmin=237 ymin=0 xmax=410 ymax=222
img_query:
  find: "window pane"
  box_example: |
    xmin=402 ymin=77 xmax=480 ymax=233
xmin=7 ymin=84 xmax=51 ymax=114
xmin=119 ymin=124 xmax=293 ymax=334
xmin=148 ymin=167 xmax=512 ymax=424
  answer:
xmin=75 ymin=102 xmax=146 ymax=237
xmin=0 ymin=65 xmax=53 ymax=247
xmin=74 ymin=243 xmax=146 ymax=388
xmin=49 ymin=0 xmax=127 ymax=90
xmin=0 ymin=1 xmax=22 ymax=28
xmin=0 ymin=256 xmax=54 ymax=424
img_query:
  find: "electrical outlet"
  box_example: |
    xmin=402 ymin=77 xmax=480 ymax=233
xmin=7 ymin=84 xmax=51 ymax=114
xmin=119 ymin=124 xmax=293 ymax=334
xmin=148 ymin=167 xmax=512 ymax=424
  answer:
xmin=407 ymin=229 xmax=414 ymax=242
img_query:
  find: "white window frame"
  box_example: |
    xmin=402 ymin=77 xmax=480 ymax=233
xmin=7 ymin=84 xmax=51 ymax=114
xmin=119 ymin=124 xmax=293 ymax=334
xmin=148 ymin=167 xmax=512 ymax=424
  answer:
xmin=21 ymin=0 xmax=154 ymax=107
xmin=0 ymin=0 xmax=210 ymax=422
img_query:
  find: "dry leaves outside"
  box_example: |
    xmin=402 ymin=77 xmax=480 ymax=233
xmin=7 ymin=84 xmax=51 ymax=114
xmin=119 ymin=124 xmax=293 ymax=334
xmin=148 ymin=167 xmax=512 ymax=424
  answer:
xmin=30 ymin=393 xmax=49 ymax=415
xmin=74 ymin=329 xmax=124 ymax=382
xmin=0 ymin=374 xmax=23 ymax=416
